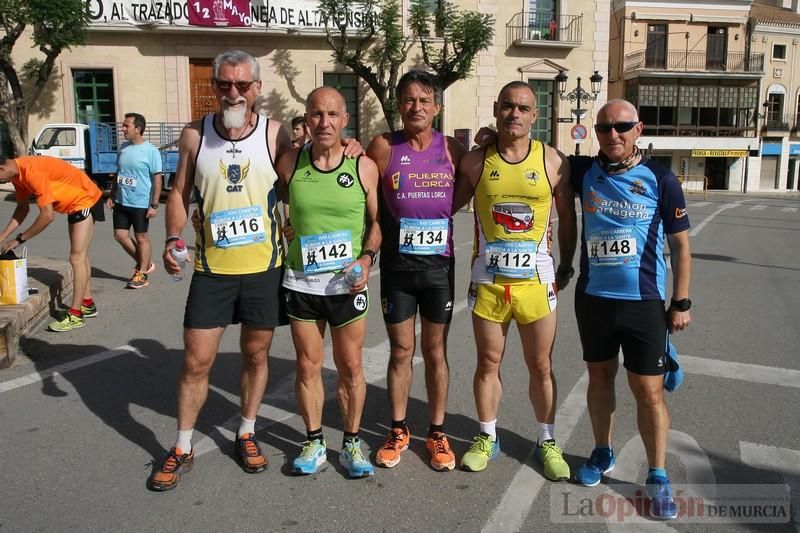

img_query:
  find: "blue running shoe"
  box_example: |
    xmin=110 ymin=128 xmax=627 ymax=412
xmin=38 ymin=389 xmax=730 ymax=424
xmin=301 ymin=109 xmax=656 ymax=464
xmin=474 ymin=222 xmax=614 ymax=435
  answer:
xmin=575 ymin=447 xmax=615 ymax=487
xmin=340 ymin=439 xmax=374 ymax=478
xmin=646 ymin=474 xmax=679 ymax=520
xmin=293 ymin=439 xmax=327 ymax=475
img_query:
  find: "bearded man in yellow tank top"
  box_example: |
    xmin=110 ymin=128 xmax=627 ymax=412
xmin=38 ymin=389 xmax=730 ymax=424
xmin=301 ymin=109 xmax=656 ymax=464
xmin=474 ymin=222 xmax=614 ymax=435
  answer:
xmin=453 ymin=81 xmax=578 ymax=480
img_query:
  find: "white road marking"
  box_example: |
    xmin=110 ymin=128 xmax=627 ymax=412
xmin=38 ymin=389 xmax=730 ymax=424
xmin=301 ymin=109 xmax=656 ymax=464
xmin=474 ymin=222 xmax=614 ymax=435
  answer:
xmin=482 ymin=351 xmax=800 ymax=529
xmin=192 ymin=298 xmax=471 ymax=457
xmin=689 ymin=201 xmax=711 ymax=208
xmin=601 ymin=430 xmax=716 ymax=531
xmin=739 ymin=441 xmax=800 ymax=530
xmin=481 ymin=371 xmax=589 ymax=533
xmin=750 ymin=205 xmax=767 ymax=211
xmin=689 ymin=202 xmax=742 ymax=237
xmin=783 ymin=207 xmax=798 ymax=213
xmin=681 ymin=355 xmax=800 ymax=389
xmin=0 ymin=345 xmax=142 ymax=394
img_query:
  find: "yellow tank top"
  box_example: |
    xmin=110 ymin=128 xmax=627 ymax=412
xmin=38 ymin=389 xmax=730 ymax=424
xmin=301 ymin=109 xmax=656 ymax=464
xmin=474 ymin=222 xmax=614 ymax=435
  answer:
xmin=472 ymin=140 xmax=555 ymax=284
xmin=193 ymin=114 xmax=283 ymax=274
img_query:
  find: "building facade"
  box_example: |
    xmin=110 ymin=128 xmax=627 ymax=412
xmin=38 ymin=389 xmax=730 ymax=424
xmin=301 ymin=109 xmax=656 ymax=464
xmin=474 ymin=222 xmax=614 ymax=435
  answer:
xmin=608 ymin=0 xmax=800 ymax=193
xmin=750 ymin=1 xmax=800 ymax=191
xmin=9 ymin=0 xmax=609 ymax=162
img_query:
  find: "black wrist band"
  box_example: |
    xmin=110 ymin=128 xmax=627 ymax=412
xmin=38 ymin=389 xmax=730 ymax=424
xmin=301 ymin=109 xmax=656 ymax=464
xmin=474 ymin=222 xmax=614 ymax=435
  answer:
xmin=165 ymin=235 xmax=181 ymax=244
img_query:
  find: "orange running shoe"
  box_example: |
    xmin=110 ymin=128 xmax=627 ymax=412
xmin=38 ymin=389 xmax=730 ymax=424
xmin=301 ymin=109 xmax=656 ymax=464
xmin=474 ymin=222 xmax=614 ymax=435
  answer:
xmin=149 ymin=447 xmax=194 ymax=491
xmin=426 ymin=431 xmax=456 ymax=471
xmin=375 ymin=427 xmax=410 ymax=468
xmin=236 ymin=433 xmax=269 ymax=473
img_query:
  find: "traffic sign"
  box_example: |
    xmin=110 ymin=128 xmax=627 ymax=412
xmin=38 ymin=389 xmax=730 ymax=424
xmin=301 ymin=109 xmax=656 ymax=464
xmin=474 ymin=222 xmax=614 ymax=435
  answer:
xmin=557 ymin=117 xmax=573 ymax=123
xmin=570 ymin=124 xmax=588 ymax=143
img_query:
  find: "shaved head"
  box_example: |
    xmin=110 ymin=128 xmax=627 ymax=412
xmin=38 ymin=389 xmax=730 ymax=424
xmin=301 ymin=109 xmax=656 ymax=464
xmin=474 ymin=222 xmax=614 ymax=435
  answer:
xmin=598 ymin=98 xmax=639 ymax=122
xmin=306 ymin=86 xmax=346 ymax=113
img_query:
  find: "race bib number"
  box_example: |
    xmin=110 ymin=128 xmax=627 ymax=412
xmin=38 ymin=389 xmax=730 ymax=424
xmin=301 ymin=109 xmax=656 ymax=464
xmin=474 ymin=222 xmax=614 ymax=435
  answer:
xmin=398 ymin=218 xmax=448 ymax=255
xmin=485 ymin=241 xmax=537 ymax=279
xmin=300 ymin=230 xmax=353 ymax=273
xmin=588 ymin=231 xmax=638 ymax=266
xmin=208 ymin=206 xmax=266 ymax=248
xmin=117 ymin=174 xmax=137 ymax=188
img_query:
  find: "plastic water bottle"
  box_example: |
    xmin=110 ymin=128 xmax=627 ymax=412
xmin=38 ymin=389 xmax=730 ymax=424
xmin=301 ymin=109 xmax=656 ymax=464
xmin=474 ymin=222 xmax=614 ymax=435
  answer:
xmin=170 ymin=239 xmax=188 ymax=281
xmin=344 ymin=264 xmax=363 ymax=287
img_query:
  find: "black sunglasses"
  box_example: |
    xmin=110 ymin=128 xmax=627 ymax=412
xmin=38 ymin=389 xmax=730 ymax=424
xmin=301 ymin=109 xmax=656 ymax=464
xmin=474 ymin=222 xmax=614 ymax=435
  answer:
xmin=594 ymin=121 xmax=638 ymax=134
xmin=213 ymin=79 xmax=258 ymax=92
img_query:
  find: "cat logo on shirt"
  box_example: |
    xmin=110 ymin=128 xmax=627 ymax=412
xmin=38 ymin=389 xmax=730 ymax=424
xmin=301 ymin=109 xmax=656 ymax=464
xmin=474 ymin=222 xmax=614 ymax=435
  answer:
xmin=219 ymin=159 xmax=250 ymax=192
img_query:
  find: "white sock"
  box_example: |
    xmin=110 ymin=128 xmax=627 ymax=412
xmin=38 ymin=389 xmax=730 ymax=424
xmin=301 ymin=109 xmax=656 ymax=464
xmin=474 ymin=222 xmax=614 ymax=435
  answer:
xmin=176 ymin=429 xmax=193 ymax=453
xmin=479 ymin=419 xmax=497 ymax=441
xmin=538 ymin=422 xmax=554 ymax=443
xmin=238 ymin=417 xmax=256 ymax=439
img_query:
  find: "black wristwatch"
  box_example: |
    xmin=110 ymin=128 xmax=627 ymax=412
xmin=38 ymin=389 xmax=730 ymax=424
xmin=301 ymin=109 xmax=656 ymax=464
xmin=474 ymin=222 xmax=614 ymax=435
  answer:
xmin=557 ymin=264 xmax=575 ymax=279
xmin=359 ymin=249 xmax=377 ymax=266
xmin=15 ymin=233 xmax=26 ymax=244
xmin=150 ymin=203 xmax=159 ymax=209
xmin=670 ymin=298 xmax=692 ymax=312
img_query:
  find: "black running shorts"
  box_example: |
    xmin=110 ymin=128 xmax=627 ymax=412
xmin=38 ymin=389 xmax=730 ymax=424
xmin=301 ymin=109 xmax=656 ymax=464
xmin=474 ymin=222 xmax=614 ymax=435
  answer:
xmin=285 ymin=288 xmax=369 ymax=328
xmin=574 ymin=290 xmax=667 ymax=376
xmin=379 ymin=263 xmax=455 ymax=324
xmin=183 ymin=267 xmax=287 ymax=328
xmin=113 ymin=204 xmax=150 ymax=233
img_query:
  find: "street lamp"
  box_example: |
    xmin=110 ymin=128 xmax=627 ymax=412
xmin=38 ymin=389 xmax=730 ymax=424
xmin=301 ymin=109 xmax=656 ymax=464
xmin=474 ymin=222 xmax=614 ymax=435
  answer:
xmin=555 ymin=69 xmax=603 ymax=155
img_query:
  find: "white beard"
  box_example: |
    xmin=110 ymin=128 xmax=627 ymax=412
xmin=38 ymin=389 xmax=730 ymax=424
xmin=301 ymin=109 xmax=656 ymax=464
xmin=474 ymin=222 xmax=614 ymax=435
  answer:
xmin=222 ymin=105 xmax=247 ymax=130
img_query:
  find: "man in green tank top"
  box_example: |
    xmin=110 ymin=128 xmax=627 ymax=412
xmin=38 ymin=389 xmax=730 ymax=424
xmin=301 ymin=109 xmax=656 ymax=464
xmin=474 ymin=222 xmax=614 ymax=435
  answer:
xmin=276 ymin=87 xmax=382 ymax=478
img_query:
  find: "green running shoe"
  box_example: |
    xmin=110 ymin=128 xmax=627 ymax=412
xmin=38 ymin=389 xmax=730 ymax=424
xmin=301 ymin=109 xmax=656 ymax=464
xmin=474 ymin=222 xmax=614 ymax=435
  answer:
xmin=537 ymin=439 xmax=570 ymax=481
xmin=461 ymin=433 xmax=500 ymax=472
xmin=48 ymin=313 xmax=86 ymax=332
xmin=79 ymin=302 xmax=97 ymax=318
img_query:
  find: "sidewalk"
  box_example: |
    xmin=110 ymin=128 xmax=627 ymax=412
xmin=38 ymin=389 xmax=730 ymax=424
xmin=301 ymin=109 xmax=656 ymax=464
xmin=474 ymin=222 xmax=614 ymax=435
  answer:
xmin=0 ymin=256 xmax=73 ymax=368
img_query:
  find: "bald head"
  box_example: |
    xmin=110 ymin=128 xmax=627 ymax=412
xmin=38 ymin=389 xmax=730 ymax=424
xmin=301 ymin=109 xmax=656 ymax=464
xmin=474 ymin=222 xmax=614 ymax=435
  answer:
xmin=598 ymin=98 xmax=639 ymax=123
xmin=305 ymin=86 xmax=350 ymax=148
xmin=594 ymin=98 xmax=642 ymax=164
xmin=306 ymin=87 xmax=346 ymax=113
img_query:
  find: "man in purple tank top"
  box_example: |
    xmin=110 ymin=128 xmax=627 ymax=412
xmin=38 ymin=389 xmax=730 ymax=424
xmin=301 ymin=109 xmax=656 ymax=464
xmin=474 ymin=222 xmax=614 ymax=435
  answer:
xmin=366 ymin=70 xmax=466 ymax=471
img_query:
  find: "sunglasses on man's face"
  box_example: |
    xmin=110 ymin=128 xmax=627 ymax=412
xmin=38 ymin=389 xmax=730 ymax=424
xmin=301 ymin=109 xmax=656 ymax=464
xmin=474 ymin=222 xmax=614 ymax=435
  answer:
xmin=594 ymin=121 xmax=639 ymax=134
xmin=213 ymin=79 xmax=258 ymax=92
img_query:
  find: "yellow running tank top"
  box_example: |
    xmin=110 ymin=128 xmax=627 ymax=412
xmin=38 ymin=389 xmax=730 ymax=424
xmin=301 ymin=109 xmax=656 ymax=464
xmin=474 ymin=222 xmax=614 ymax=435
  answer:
xmin=192 ymin=114 xmax=284 ymax=274
xmin=472 ymin=140 xmax=555 ymax=285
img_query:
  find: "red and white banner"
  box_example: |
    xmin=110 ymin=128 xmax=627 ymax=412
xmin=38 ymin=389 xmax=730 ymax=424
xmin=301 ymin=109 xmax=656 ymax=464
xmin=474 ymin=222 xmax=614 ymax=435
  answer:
xmin=187 ymin=0 xmax=251 ymax=27
xmin=86 ymin=1 xmax=376 ymax=30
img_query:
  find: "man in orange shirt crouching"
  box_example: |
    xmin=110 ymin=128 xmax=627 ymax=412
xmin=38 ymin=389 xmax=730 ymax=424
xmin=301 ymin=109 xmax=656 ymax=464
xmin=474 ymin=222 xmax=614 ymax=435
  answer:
xmin=0 ymin=155 xmax=102 ymax=332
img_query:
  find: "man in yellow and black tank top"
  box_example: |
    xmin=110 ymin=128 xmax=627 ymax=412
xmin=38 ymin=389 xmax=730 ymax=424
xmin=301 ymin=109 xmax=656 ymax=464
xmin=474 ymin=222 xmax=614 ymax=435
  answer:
xmin=152 ymin=50 xmax=293 ymax=491
xmin=452 ymin=81 xmax=578 ymax=480
xmin=473 ymin=139 xmax=555 ymax=286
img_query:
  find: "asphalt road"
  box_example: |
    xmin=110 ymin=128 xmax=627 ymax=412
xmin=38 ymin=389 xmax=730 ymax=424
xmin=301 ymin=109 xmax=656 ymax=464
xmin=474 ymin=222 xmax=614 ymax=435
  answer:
xmin=0 ymin=191 xmax=798 ymax=532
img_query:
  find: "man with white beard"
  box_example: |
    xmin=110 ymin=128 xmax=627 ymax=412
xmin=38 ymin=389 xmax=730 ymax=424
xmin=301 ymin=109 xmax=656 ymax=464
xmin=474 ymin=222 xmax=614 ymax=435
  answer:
xmin=149 ymin=50 xmax=291 ymax=491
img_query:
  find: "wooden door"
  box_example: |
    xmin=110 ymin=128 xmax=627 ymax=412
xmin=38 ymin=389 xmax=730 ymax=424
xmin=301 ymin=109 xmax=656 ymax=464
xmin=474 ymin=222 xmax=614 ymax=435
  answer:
xmin=190 ymin=59 xmax=216 ymax=121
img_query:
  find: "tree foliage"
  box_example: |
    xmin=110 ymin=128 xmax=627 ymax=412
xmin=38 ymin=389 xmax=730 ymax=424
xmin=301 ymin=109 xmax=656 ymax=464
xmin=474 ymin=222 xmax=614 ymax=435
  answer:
xmin=407 ymin=0 xmax=494 ymax=90
xmin=319 ymin=0 xmax=412 ymax=130
xmin=0 ymin=0 xmax=89 ymax=156
xmin=318 ymin=0 xmax=494 ymax=131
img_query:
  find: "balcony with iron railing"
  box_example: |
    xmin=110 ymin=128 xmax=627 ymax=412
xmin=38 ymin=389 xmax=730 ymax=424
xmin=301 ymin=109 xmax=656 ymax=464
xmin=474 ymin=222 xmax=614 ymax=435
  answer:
xmin=762 ymin=113 xmax=792 ymax=133
xmin=624 ymin=50 xmax=764 ymax=75
xmin=507 ymin=10 xmax=582 ymax=47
